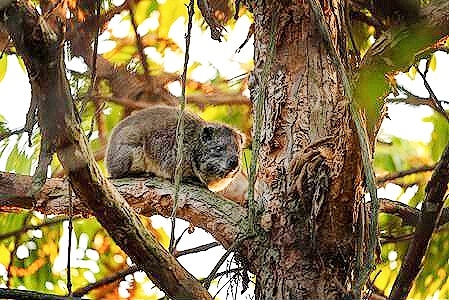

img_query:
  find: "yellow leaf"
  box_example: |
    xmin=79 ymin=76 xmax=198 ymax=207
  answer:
xmin=158 ymin=0 xmax=187 ymax=38
xmin=429 ymin=53 xmax=437 ymax=71
xmin=408 ymin=65 xmax=417 ymax=80
xmin=134 ymin=0 xmax=158 ymax=25
xmin=0 ymin=55 xmax=7 ymax=82
xmin=155 ymin=226 xmax=170 ymax=249
xmin=0 ymin=244 xmax=10 ymax=265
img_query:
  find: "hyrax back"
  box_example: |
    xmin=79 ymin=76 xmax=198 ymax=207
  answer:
xmin=106 ymin=106 xmax=244 ymax=191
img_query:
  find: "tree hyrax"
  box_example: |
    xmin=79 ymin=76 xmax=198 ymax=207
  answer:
xmin=106 ymin=106 xmax=244 ymax=191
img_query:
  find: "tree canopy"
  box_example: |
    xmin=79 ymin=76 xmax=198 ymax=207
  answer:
xmin=0 ymin=0 xmax=448 ymax=299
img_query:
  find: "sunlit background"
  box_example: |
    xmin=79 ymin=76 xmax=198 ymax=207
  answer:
xmin=0 ymin=0 xmax=448 ymax=299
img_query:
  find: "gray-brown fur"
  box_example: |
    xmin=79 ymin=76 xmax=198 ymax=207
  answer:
xmin=106 ymin=106 xmax=244 ymax=191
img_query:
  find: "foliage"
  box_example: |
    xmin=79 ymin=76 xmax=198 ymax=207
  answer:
xmin=373 ymin=112 xmax=449 ymax=298
xmin=0 ymin=0 xmax=448 ymax=299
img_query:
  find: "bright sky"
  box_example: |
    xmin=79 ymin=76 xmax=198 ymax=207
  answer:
xmin=0 ymin=11 xmax=448 ymax=299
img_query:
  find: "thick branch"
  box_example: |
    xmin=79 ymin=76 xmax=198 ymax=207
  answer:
xmin=0 ymin=3 xmax=211 ymax=299
xmin=0 ymin=171 xmax=247 ymax=248
xmin=98 ymin=93 xmax=250 ymax=110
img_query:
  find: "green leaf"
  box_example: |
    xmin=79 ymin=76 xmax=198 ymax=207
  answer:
xmin=104 ymin=44 xmax=138 ymax=64
xmin=5 ymin=138 xmax=32 ymax=175
xmin=407 ymin=65 xmax=417 ymax=80
xmin=428 ymin=53 xmax=437 ymax=71
xmin=0 ymin=113 xmax=8 ymax=135
xmin=424 ymin=113 xmax=449 ymax=161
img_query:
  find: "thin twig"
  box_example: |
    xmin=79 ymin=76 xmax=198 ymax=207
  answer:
xmin=79 ymin=0 xmax=101 ymax=115
xmin=66 ymin=182 xmax=73 ymax=296
xmin=0 ymin=216 xmax=71 ymax=240
xmin=0 ymin=127 xmax=26 ymax=142
xmin=376 ymin=164 xmax=436 ymax=185
xmin=203 ymin=235 xmax=251 ymax=289
xmin=86 ymin=100 xmax=105 ymax=141
xmin=378 ymin=198 xmax=419 ymax=226
xmin=90 ymin=0 xmax=101 ymax=91
xmin=388 ymin=88 xmax=449 ymax=121
xmin=170 ymin=0 xmax=194 ymax=253
xmin=100 ymin=93 xmax=250 ymax=110
xmin=175 ymin=241 xmax=220 ymax=257
xmin=212 ymin=272 xmax=240 ymax=299
xmin=72 ymin=265 xmax=139 ymax=297
xmin=172 ymin=227 xmax=189 ymax=253
xmin=380 ymin=232 xmax=415 ymax=244
xmin=128 ymin=1 xmax=150 ymax=80
xmin=199 ymin=267 xmax=244 ymax=284
xmin=203 ymin=246 xmax=236 ymax=289
xmin=381 ymin=223 xmax=449 ymax=244
xmin=416 ymin=67 xmax=449 ymax=122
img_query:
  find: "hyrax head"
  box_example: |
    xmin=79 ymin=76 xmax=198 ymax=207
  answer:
xmin=193 ymin=124 xmax=244 ymax=192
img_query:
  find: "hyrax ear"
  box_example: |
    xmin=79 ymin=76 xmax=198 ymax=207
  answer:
xmin=201 ymin=126 xmax=215 ymax=141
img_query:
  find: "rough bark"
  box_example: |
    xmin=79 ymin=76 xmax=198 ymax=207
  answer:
xmin=0 ymin=171 xmax=247 ymax=249
xmin=0 ymin=3 xmax=211 ymax=299
xmin=247 ymin=1 xmax=362 ymax=299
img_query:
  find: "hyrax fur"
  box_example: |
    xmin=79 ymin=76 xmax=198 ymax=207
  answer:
xmin=106 ymin=106 xmax=244 ymax=192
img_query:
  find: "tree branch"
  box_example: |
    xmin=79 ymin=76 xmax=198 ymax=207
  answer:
xmin=0 ymin=2 xmax=211 ymax=299
xmin=389 ymin=142 xmax=449 ymax=299
xmin=356 ymin=0 xmax=449 ymax=135
xmin=379 ymin=198 xmax=420 ymax=226
xmin=379 ymin=198 xmax=449 ymax=227
xmin=376 ymin=164 xmax=436 ymax=185
xmin=174 ymin=242 xmax=220 ymax=258
xmin=128 ymin=2 xmax=150 ymax=81
xmin=72 ymin=265 xmax=140 ymax=297
xmin=0 ymin=171 xmax=247 ymax=249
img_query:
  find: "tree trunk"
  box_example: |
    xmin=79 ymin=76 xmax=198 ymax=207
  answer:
xmin=249 ymin=2 xmax=363 ymax=298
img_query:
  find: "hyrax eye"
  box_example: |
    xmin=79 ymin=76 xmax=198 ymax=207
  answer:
xmin=201 ymin=126 xmax=214 ymax=141
xmin=228 ymin=156 xmax=238 ymax=168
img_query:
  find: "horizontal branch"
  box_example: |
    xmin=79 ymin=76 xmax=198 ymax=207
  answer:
xmin=379 ymin=198 xmax=449 ymax=227
xmin=174 ymin=242 xmax=220 ymax=258
xmin=72 ymin=265 xmax=140 ymax=297
xmin=0 ymin=171 xmax=248 ymax=248
xmin=100 ymin=93 xmax=250 ymax=111
xmin=376 ymin=164 xmax=436 ymax=185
